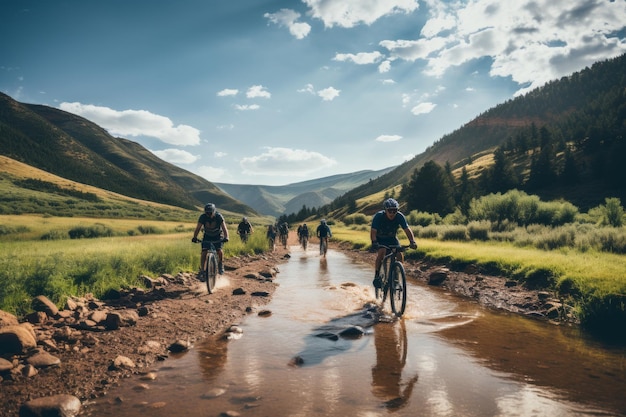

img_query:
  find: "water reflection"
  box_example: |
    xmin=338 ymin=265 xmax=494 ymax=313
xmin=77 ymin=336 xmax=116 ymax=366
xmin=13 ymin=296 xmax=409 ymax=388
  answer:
xmin=372 ymin=319 xmax=419 ymax=411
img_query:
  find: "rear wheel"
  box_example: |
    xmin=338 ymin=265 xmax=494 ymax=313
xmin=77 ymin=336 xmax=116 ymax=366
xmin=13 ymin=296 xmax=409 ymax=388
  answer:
xmin=389 ymin=262 xmax=407 ymax=317
xmin=375 ymin=262 xmax=388 ymax=303
xmin=206 ymin=253 xmax=218 ymax=294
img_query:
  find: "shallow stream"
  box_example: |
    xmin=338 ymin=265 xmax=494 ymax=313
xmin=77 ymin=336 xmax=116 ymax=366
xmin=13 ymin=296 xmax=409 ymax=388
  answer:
xmin=86 ymin=246 xmax=626 ymax=416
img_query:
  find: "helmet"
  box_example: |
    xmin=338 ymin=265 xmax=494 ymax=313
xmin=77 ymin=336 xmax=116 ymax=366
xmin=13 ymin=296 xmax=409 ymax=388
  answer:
xmin=204 ymin=203 xmax=216 ymax=214
xmin=383 ymin=198 xmax=399 ymax=210
xmin=321 ymin=219 xmax=326 ymax=224
xmin=242 ymin=217 xmax=248 ymax=222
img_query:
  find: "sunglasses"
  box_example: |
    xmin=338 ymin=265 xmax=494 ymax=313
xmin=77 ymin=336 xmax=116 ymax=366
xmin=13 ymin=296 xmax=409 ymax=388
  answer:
xmin=386 ymin=208 xmax=398 ymax=213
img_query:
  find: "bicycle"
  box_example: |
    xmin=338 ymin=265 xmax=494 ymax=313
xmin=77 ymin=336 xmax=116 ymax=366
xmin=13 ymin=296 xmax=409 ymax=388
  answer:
xmin=374 ymin=244 xmax=408 ymax=317
xmin=192 ymin=238 xmax=224 ymax=294
xmin=299 ymin=235 xmax=308 ymax=250
xmin=239 ymin=232 xmax=250 ymax=244
xmin=319 ymin=237 xmax=328 ymax=257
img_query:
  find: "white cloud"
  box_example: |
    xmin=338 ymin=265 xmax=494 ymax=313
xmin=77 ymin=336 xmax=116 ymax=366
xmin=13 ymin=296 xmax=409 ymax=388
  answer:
xmin=217 ymin=88 xmax=238 ymax=97
xmin=297 ymin=83 xmax=316 ymax=94
xmin=216 ymin=124 xmax=234 ymax=130
xmin=197 ymin=166 xmax=226 ymax=182
xmin=234 ymin=104 xmax=260 ymax=111
xmin=59 ymin=102 xmax=201 ymax=146
xmin=151 ymin=149 xmax=199 ymax=164
xmin=246 ymin=85 xmax=271 ymax=99
xmin=240 ymin=147 xmax=336 ymax=178
xmin=214 ymin=151 xmax=227 ymax=158
xmin=303 ymin=0 xmax=419 ymax=28
xmin=411 ymin=102 xmax=436 ymax=115
xmin=317 ymin=86 xmax=341 ymax=101
xmin=378 ymin=60 xmax=392 ymax=73
xmin=334 ymin=51 xmax=384 ymax=65
xmin=390 ymin=0 xmax=626 ymax=94
xmin=382 ymin=78 xmax=396 ymax=85
xmin=264 ymin=9 xmax=311 ymax=39
xmin=376 ymin=134 xmax=402 ymax=142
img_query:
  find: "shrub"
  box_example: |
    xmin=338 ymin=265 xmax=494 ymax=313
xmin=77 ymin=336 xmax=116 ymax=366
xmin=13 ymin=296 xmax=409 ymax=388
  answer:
xmin=440 ymin=225 xmax=468 ymax=241
xmin=407 ymin=210 xmax=442 ymax=227
xmin=343 ymin=213 xmax=369 ymax=225
xmin=467 ymin=221 xmax=490 ymax=241
xmin=68 ymin=224 xmax=115 ymax=239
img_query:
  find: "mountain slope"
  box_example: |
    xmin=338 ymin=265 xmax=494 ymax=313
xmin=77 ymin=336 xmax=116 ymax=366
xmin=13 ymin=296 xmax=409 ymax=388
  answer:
xmin=0 ymin=93 xmax=253 ymax=214
xmin=339 ymin=53 xmax=626 ymax=210
xmin=216 ymin=167 xmax=395 ymax=216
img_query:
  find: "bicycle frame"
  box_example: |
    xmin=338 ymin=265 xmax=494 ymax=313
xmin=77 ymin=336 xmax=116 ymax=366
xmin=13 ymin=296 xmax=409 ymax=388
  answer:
xmin=375 ymin=244 xmax=408 ymax=317
xmin=194 ymin=239 xmax=223 ymax=294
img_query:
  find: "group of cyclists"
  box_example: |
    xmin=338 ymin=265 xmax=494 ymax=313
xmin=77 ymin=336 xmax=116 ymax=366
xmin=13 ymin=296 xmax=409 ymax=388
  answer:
xmin=192 ymin=197 xmax=416 ymax=293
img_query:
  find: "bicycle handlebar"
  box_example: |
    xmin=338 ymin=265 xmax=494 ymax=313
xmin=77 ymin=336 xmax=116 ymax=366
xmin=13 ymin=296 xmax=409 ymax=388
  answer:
xmin=192 ymin=238 xmax=227 ymax=244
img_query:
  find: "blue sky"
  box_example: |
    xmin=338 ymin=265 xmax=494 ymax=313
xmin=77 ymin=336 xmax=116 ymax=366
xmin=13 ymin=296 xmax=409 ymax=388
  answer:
xmin=2 ymin=1 xmax=625 ymax=186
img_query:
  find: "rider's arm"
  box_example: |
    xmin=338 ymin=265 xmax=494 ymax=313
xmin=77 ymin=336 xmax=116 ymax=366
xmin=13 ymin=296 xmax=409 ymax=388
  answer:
xmin=193 ymin=222 xmax=202 ymax=240
xmin=404 ymin=227 xmax=417 ymax=247
xmin=370 ymin=227 xmax=378 ymax=245
xmin=221 ymin=222 xmax=229 ymax=241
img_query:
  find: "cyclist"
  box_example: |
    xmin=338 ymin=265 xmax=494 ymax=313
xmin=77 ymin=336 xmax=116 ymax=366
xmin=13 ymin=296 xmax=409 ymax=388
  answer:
xmin=266 ymin=223 xmax=277 ymax=250
xmin=297 ymin=223 xmax=309 ymax=247
xmin=237 ymin=217 xmax=253 ymax=242
xmin=278 ymin=221 xmax=289 ymax=247
xmin=316 ymin=219 xmax=332 ymax=255
xmin=192 ymin=203 xmax=229 ymax=276
xmin=371 ymin=198 xmax=417 ymax=289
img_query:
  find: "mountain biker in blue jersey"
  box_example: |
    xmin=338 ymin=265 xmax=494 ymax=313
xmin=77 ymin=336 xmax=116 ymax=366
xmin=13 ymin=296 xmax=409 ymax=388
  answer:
xmin=192 ymin=203 xmax=229 ymax=276
xmin=371 ymin=198 xmax=417 ymax=288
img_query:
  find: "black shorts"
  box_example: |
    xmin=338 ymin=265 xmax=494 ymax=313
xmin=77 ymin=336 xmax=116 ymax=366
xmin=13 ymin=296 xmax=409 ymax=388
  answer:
xmin=377 ymin=237 xmax=400 ymax=248
xmin=202 ymin=239 xmax=223 ymax=250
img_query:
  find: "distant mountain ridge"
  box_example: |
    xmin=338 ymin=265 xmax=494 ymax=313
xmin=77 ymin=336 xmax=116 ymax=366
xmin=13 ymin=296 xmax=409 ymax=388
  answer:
xmin=216 ymin=167 xmax=396 ymax=216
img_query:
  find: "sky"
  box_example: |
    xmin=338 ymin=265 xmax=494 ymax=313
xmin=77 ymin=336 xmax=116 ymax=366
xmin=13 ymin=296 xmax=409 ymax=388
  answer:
xmin=1 ymin=1 xmax=626 ymax=186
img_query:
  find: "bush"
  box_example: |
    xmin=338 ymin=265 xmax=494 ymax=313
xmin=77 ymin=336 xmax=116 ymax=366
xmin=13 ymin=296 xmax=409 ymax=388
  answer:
xmin=68 ymin=224 xmax=115 ymax=239
xmin=343 ymin=213 xmax=369 ymax=225
xmin=440 ymin=225 xmax=468 ymax=241
xmin=467 ymin=221 xmax=490 ymax=241
xmin=407 ymin=210 xmax=442 ymax=227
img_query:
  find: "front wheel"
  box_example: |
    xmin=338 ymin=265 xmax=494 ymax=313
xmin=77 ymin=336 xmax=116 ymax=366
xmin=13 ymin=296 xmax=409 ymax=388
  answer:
xmin=206 ymin=253 xmax=218 ymax=294
xmin=389 ymin=262 xmax=407 ymax=317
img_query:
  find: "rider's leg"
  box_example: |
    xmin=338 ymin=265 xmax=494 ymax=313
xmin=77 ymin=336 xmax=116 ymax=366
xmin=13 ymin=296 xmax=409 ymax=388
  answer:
xmin=373 ymin=247 xmax=385 ymax=287
xmin=217 ymin=248 xmax=224 ymax=274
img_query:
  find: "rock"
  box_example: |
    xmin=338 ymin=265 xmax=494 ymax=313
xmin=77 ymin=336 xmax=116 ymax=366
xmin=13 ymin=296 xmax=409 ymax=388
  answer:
xmin=0 ymin=357 xmax=14 ymax=372
xmin=232 ymin=288 xmax=246 ymax=295
xmin=24 ymin=311 xmax=48 ymax=325
xmin=202 ymin=388 xmax=227 ymax=399
xmin=428 ymin=269 xmax=448 ymax=285
xmin=251 ymin=291 xmax=270 ymax=297
xmin=168 ymin=340 xmax=190 ymax=353
xmin=339 ymin=326 xmax=365 ymax=339
xmin=110 ymin=355 xmax=136 ymax=370
xmin=22 ymin=364 xmax=38 ymax=378
xmin=0 ymin=309 xmax=19 ymax=327
xmin=104 ymin=310 xmax=138 ymax=330
xmin=315 ymin=332 xmax=339 ymax=341
xmin=32 ymin=295 xmax=59 ymax=317
xmin=258 ymin=310 xmax=272 ymax=317
xmin=27 ymin=351 xmax=61 ymax=368
xmin=19 ymin=394 xmax=81 ymax=417
xmin=0 ymin=325 xmax=37 ymax=355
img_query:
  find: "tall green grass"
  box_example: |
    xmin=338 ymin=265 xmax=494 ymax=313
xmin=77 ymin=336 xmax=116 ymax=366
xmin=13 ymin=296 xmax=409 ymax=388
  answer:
xmin=0 ymin=221 xmax=271 ymax=316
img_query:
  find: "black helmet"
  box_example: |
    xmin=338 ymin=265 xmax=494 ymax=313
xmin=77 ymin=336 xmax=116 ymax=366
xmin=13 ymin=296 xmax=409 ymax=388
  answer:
xmin=204 ymin=203 xmax=216 ymax=214
xmin=383 ymin=198 xmax=399 ymax=210
xmin=321 ymin=219 xmax=326 ymax=224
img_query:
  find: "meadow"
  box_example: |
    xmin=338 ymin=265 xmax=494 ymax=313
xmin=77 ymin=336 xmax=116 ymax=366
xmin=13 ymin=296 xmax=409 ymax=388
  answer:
xmin=0 ymin=215 xmax=269 ymax=316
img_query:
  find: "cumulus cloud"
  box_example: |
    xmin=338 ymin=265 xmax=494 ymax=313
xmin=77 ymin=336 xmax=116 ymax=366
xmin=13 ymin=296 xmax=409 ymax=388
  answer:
xmin=303 ymin=0 xmax=419 ymax=28
xmin=151 ymin=149 xmax=199 ymax=164
xmin=246 ymin=85 xmax=271 ymax=99
xmin=378 ymin=60 xmax=392 ymax=73
xmin=376 ymin=134 xmax=403 ymax=142
xmin=217 ymin=88 xmax=238 ymax=97
xmin=384 ymin=0 xmax=626 ymax=94
xmin=317 ymin=87 xmax=341 ymax=101
xmin=59 ymin=102 xmax=201 ymax=146
xmin=411 ymin=102 xmax=436 ymax=115
xmin=264 ymin=9 xmax=311 ymax=39
xmin=240 ymin=147 xmax=336 ymax=178
xmin=334 ymin=51 xmax=384 ymax=65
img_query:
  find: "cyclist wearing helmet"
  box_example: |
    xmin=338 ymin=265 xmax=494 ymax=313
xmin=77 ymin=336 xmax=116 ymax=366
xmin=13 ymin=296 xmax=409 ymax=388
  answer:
xmin=371 ymin=198 xmax=417 ymax=288
xmin=192 ymin=203 xmax=229 ymax=276
xmin=316 ymin=219 xmax=332 ymax=255
xmin=237 ymin=217 xmax=253 ymax=242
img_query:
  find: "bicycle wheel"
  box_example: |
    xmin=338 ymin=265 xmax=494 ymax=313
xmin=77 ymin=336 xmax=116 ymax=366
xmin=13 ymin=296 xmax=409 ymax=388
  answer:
xmin=206 ymin=253 xmax=218 ymax=294
xmin=375 ymin=260 xmax=388 ymax=303
xmin=389 ymin=261 xmax=407 ymax=317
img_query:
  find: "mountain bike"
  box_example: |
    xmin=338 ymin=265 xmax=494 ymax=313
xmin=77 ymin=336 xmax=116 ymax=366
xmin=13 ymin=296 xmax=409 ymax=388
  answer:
xmin=375 ymin=244 xmax=408 ymax=317
xmin=239 ymin=231 xmax=250 ymax=244
xmin=319 ymin=237 xmax=328 ymax=257
xmin=193 ymin=239 xmax=224 ymax=294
